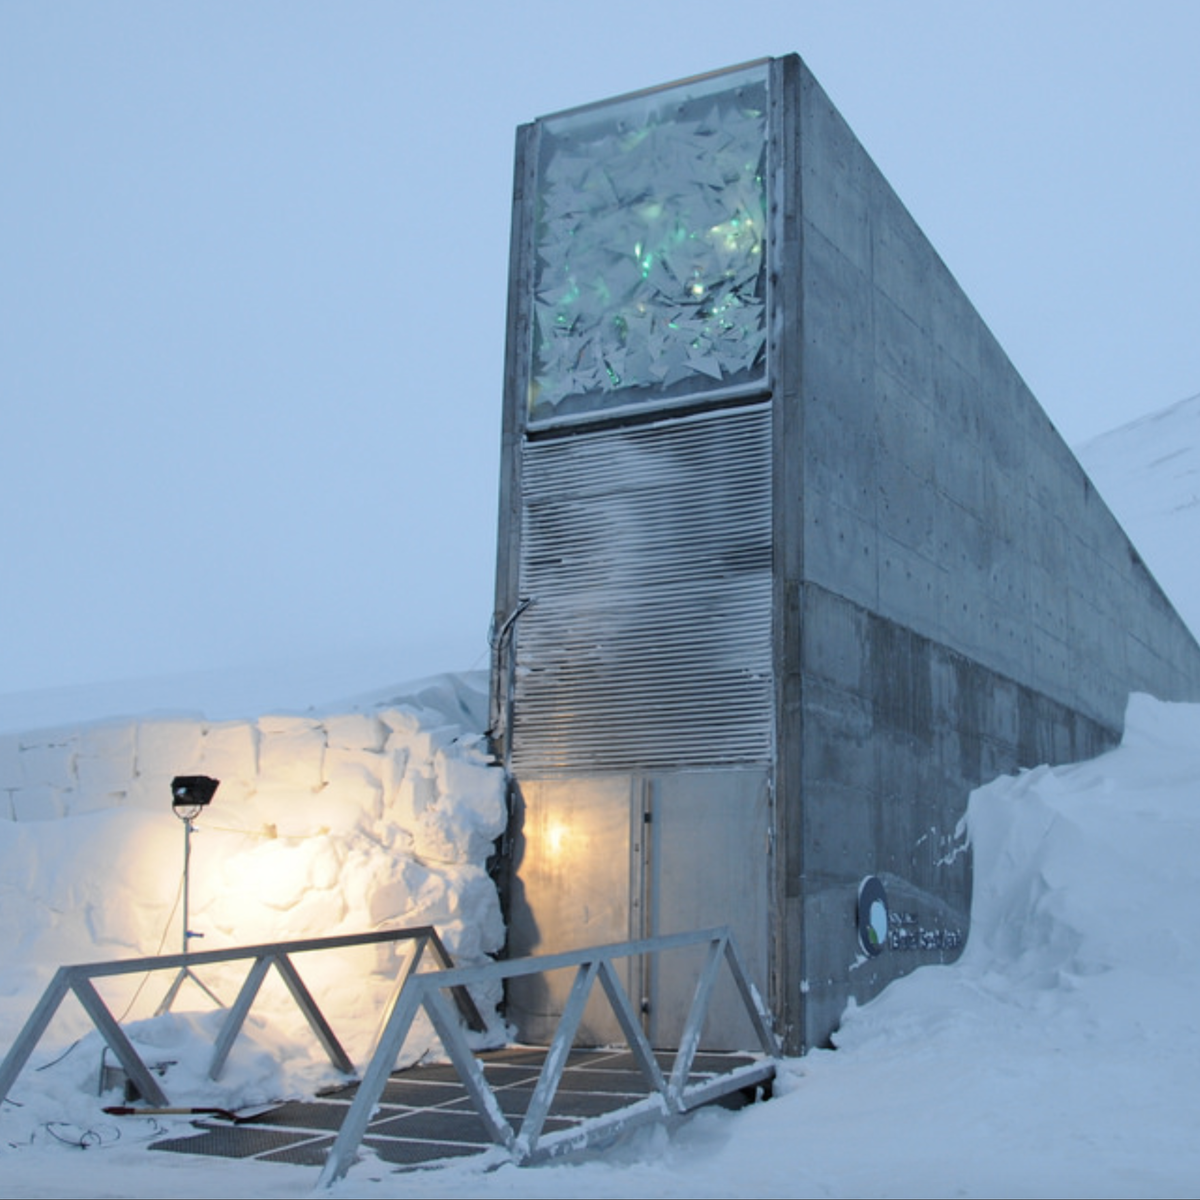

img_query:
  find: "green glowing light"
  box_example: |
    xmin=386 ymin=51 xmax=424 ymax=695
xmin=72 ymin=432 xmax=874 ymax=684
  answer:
xmin=530 ymin=64 xmax=768 ymax=417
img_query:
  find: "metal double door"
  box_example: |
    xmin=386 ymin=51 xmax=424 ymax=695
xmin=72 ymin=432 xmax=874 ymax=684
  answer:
xmin=505 ymin=767 xmax=772 ymax=1051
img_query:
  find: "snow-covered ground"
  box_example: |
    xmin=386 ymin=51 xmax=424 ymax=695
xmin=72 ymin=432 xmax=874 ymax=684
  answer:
xmin=3 ymin=393 xmax=1200 ymax=1198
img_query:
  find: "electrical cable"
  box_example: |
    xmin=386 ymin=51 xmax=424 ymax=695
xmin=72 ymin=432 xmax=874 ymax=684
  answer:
xmin=115 ymin=868 xmax=184 ymax=1023
xmin=34 ymin=1038 xmax=82 ymax=1072
xmin=24 ymin=869 xmax=183 ymax=1091
xmin=44 ymin=1120 xmax=121 ymax=1149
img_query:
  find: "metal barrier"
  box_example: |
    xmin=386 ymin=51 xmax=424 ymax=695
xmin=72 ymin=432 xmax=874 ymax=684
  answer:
xmin=0 ymin=926 xmax=484 ymax=1109
xmin=1 ymin=925 xmax=778 ymax=1183
xmin=317 ymin=926 xmax=779 ymax=1187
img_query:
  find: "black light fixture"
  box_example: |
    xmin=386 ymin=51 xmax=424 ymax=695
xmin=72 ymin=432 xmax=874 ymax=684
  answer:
xmin=156 ymin=775 xmax=223 ymax=1016
xmin=171 ymin=774 xmax=219 ymax=821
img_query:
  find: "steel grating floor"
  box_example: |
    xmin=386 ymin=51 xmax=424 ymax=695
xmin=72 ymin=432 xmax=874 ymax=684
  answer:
xmin=148 ymin=1045 xmax=768 ymax=1171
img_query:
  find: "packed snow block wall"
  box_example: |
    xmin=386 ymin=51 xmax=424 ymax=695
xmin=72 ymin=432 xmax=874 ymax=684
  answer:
xmin=783 ymin=58 xmax=1200 ymax=1045
xmin=0 ymin=675 xmax=507 ymax=1036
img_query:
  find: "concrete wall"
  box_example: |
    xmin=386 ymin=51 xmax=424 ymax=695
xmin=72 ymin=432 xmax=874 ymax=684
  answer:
xmin=782 ymin=58 xmax=1200 ymax=1049
xmin=797 ymin=63 xmax=1200 ymax=725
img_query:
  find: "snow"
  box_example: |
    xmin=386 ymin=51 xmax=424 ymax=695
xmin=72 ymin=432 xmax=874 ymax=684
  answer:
xmin=1076 ymin=390 xmax=1200 ymax=636
xmin=3 ymin=395 xmax=1200 ymax=1197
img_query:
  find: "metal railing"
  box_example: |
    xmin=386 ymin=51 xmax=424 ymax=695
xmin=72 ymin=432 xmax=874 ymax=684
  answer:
xmin=317 ymin=926 xmax=779 ymax=1187
xmin=1 ymin=925 xmax=778 ymax=1184
xmin=0 ymin=926 xmax=484 ymax=1109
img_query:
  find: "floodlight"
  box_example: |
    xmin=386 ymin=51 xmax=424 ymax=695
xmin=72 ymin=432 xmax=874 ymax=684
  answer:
xmin=171 ymin=774 xmax=219 ymax=820
xmin=156 ymin=774 xmax=224 ymax=1016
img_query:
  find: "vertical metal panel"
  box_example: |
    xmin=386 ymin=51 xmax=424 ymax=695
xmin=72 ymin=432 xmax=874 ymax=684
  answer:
xmin=491 ymin=120 xmax=539 ymax=744
xmin=505 ymin=776 xmax=637 ymax=1046
xmin=768 ymin=48 xmax=806 ymax=1059
xmin=511 ymin=404 xmax=774 ymax=773
xmin=646 ymin=768 xmax=772 ymax=1051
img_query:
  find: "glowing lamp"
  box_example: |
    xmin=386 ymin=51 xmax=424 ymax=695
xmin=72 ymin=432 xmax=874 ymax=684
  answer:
xmin=171 ymin=774 xmax=219 ymax=821
xmin=156 ymin=775 xmax=223 ymax=1015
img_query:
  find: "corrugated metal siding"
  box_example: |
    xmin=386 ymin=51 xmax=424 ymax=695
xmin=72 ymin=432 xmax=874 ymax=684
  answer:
xmin=512 ymin=404 xmax=774 ymax=772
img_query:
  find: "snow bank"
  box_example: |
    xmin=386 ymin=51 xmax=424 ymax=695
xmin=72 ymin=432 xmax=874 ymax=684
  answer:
xmin=835 ymin=693 xmax=1200 ymax=1049
xmin=958 ymin=693 xmax=1200 ymax=986
xmin=794 ymin=693 xmax=1200 ymax=1196
xmin=0 ymin=672 xmax=508 ymax=1088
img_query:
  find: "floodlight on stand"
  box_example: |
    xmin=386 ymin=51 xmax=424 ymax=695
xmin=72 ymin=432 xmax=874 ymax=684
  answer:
xmin=156 ymin=775 xmax=225 ymax=1016
xmin=171 ymin=774 xmax=218 ymax=821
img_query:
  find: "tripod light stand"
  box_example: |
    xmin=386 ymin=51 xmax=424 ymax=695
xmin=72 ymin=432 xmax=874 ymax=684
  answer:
xmin=156 ymin=775 xmax=224 ymax=1015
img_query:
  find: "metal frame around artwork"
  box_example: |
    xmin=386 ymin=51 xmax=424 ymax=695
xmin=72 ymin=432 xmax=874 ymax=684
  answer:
xmin=0 ymin=926 xmax=484 ymax=1109
xmin=317 ymin=926 xmax=780 ymax=1187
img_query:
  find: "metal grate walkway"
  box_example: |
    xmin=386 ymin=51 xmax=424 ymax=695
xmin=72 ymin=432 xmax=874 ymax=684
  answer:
xmin=148 ymin=1045 xmax=771 ymax=1171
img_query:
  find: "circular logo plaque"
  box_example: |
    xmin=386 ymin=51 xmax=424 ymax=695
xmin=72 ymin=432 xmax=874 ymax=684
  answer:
xmin=857 ymin=875 xmax=889 ymax=957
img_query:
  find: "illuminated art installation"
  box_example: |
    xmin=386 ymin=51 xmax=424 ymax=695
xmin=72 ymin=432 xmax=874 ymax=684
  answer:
xmin=530 ymin=65 xmax=767 ymax=424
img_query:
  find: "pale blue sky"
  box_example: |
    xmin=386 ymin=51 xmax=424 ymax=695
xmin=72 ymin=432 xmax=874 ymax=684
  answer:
xmin=2 ymin=2 xmax=1197 ymax=700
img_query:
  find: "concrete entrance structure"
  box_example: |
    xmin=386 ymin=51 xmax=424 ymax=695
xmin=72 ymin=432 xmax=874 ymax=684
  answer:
xmin=489 ymin=55 xmax=1200 ymax=1055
